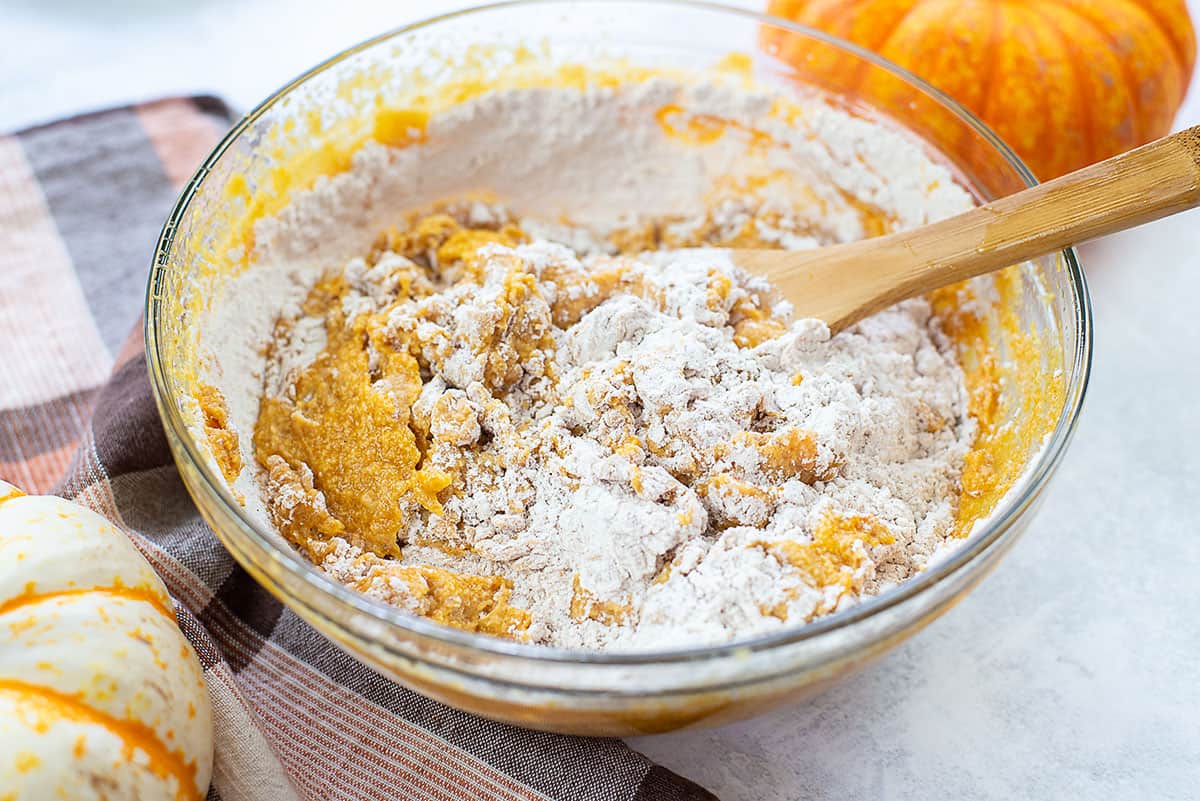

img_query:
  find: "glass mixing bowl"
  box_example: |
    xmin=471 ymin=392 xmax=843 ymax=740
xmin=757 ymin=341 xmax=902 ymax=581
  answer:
xmin=147 ymin=0 xmax=1091 ymax=736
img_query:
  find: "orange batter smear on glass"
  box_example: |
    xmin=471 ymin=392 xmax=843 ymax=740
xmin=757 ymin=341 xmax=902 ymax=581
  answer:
xmin=195 ymin=384 xmax=243 ymax=482
xmin=930 ymin=270 xmax=1063 ymax=539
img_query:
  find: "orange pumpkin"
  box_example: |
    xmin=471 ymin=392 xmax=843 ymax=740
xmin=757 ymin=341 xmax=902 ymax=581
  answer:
xmin=763 ymin=0 xmax=1196 ymax=180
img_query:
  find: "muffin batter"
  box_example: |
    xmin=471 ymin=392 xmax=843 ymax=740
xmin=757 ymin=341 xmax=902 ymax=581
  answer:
xmin=196 ymin=67 xmax=999 ymax=650
xmin=250 ymin=201 xmax=972 ymax=650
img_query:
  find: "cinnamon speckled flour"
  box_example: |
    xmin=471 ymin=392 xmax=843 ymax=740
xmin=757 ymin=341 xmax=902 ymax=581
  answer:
xmin=199 ymin=74 xmax=982 ymax=651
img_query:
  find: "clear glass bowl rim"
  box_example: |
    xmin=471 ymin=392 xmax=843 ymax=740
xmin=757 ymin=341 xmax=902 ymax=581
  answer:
xmin=146 ymin=0 xmax=1093 ymax=666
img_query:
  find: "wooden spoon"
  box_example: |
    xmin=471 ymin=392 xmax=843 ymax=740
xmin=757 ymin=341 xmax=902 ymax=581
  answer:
xmin=731 ymin=126 xmax=1200 ymax=333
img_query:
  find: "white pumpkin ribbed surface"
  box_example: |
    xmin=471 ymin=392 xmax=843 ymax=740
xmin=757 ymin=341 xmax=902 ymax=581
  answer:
xmin=0 ymin=480 xmax=213 ymax=800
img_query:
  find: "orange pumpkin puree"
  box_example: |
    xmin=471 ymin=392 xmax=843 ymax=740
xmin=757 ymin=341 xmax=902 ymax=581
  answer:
xmin=251 ymin=216 xmax=533 ymax=638
xmin=253 ymin=272 xmax=430 ymax=558
xmin=196 ymin=383 xmax=242 ymax=482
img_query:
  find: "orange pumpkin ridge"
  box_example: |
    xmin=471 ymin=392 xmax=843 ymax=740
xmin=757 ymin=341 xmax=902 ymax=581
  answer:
xmin=1032 ymin=5 xmax=1100 ymax=172
xmin=764 ymin=0 xmax=1197 ymax=180
xmin=0 ymin=679 xmax=201 ymax=801
xmin=1059 ymin=0 xmax=1186 ymax=145
xmin=977 ymin=2 xmax=1003 ymax=124
xmin=0 ymin=584 xmax=175 ymax=623
xmin=1132 ymin=0 xmax=1198 ymax=87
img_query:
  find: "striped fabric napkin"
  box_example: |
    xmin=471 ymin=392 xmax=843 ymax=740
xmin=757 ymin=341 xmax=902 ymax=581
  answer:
xmin=0 ymin=98 xmax=719 ymax=801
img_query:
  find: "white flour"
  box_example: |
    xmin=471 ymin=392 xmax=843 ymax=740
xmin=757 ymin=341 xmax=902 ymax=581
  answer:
xmin=198 ymin=74 xmax=980 ymax=651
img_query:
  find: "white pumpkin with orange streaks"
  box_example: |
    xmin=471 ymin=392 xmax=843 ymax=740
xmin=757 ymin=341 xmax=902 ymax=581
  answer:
xmin=0 ymin=480 xmax=213 ymax=801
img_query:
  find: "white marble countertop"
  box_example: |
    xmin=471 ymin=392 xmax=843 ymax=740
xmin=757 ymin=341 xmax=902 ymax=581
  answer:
xmin=6 ymin=2 xmax=1197 ymax=799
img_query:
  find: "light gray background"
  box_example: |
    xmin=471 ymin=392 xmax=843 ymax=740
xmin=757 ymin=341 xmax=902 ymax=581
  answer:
xmin=4 ymin=2 xmax=1197 ymax=799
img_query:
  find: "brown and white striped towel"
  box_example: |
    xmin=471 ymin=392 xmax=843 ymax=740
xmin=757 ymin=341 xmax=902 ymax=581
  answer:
xmin=0 ymin=98 xmax=719 ymax=801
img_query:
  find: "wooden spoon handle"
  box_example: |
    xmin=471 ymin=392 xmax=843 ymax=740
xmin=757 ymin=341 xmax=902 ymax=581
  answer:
xmin=739 ymin=125 xmax=1200 ymax=331
xmin=944 ymin=124 xmax=1200 ymax=275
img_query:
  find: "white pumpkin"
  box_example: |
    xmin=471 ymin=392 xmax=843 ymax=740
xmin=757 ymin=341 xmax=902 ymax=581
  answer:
xmin=0 ymin=480 xmax=213 ymax=800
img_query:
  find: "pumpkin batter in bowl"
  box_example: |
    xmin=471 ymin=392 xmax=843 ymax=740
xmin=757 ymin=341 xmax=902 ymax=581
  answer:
xmin=245 ymin=199 xmax=977 ymax=651
xmin=149 ymin=2 xmax=1087 ymax=733
xmin=192 ymin=61 xmax=1053 ymax=652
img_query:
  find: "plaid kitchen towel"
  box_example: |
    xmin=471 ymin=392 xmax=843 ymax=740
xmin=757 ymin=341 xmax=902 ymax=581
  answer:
xmin=0 ymin=98 xmax=719 ymax=801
